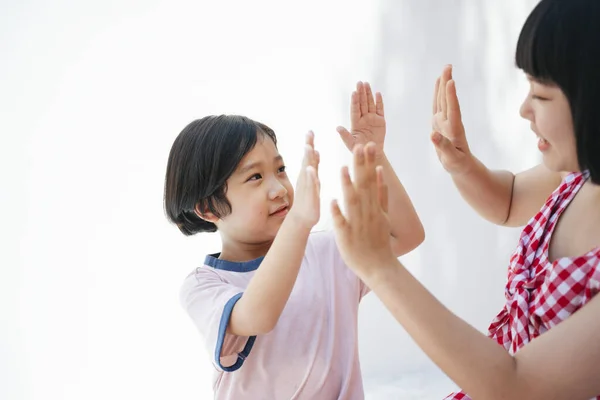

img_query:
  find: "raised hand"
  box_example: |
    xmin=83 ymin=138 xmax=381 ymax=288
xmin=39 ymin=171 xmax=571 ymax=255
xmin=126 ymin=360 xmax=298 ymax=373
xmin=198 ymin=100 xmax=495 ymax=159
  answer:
xmin=288 ymin=131 xmax=321 ymax=230
xmin=431 ymin=65 xmax=474 ymax=175
xmin=337 ymin=82 xmax=386 ymax=155
xmin=331 ymin=142 xmax=395 ymax=279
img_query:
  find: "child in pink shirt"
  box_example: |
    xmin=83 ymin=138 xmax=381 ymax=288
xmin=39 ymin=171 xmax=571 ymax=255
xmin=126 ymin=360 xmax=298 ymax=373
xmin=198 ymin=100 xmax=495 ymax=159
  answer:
xmin=163 ymin=84 xmax=424 ymax=399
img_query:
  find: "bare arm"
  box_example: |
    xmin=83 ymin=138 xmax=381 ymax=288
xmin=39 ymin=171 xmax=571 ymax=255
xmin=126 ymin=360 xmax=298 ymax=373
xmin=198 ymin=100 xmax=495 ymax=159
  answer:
xmin=378 ymin=153 xmax=425 ymax=255
xmin=366 ymin=262 xmax=600 ymax=400
xmin=431 ymin=66 xmax=562 ymax=227
xmin=229 ymin=134 xmax=320 ymax=336
xmin=337 ymin=82 xmax=425 ymax=257
xmin=229 ymin=214 xmax=311 ymax=336
xmin=453 ymin=159 xmax=562 ymax=227
xmin=332 ymin=145 xmax=600 ymax=400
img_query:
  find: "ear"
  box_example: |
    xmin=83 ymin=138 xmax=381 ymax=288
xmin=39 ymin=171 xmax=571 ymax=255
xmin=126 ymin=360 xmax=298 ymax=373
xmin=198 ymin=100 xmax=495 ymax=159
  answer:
xmin=194 ymin=202 xmax=219 ymax=224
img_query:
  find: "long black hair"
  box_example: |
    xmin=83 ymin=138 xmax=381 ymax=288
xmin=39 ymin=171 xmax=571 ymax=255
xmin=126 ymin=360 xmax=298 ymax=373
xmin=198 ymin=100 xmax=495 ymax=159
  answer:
xmin=516 ymin=0 xmax=600 ymax=183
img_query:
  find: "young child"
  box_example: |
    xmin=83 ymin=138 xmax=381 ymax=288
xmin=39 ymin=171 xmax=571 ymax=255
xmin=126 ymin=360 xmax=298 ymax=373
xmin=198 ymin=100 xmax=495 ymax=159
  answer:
xmin=330 ymin=0 xmax=600 ymax=399
xmin=163 ymin=84 xmax=424 ymax=399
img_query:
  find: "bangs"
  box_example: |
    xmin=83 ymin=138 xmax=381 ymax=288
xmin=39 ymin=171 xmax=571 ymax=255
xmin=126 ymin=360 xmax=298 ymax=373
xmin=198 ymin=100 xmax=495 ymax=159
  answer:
xmin=515 ymin=0 xmax=562 ymax=85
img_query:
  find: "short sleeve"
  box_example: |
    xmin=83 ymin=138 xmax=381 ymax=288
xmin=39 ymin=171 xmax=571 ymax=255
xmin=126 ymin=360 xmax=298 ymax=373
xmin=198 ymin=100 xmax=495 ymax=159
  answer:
xmin=179 ymin=267 xmax=256 ymax=372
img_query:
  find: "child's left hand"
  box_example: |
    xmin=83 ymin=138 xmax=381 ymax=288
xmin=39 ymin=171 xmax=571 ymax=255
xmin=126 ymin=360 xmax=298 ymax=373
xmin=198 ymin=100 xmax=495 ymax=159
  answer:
xmin=331 ymin=142 xmax=396 ymax=280
xmin=337 ymin=82 xmax=386 ymax=156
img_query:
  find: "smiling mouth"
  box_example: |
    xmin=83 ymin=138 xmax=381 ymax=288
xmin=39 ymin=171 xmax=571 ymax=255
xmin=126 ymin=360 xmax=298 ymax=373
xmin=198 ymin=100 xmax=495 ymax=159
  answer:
xmin=270 ymin=205 xmax=289 ymax=216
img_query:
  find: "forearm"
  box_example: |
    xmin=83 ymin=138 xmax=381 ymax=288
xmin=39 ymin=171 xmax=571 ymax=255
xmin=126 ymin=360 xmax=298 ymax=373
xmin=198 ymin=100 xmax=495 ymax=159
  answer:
xmin=451 ymin=156 xmax=514 ymax=225
xmin=364 ymin=262 xmax=520 ymax=400
xmin=378 ymin=153 xmax=425 ymax=255
xmin=229 ymin=215 xmax=310 ymax=336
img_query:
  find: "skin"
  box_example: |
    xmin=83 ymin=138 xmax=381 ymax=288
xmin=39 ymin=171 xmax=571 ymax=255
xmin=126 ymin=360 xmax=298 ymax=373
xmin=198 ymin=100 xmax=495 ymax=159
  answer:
xmin=197 ymin=82 xmax=425 ymax=337
xmin=330 ymin=65 xmax=600 ymax=399
xmin=332 ymin=144 xmax=600 ymax=400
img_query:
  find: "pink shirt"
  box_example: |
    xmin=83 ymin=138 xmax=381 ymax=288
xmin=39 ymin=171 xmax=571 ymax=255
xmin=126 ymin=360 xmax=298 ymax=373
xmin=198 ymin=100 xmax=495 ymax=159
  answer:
xmin=180 ymin=231 xmax=370 ymax=399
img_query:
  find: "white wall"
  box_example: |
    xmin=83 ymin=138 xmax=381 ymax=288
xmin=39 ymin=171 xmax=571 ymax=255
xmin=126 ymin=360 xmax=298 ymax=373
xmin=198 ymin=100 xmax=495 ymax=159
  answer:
xmin=1 ymin=0 xmax=539 ymax=399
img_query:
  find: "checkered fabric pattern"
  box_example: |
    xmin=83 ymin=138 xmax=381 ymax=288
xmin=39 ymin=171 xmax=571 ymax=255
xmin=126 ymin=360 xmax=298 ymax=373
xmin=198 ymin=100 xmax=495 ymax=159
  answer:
xmin=445 ymin=171 xmax=600 ymax=400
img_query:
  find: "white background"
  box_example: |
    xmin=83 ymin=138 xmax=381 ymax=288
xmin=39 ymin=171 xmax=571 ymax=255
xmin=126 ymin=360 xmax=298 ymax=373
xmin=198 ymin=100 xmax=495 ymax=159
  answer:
xmin=2 ymin=0 xmax=540 ymax=398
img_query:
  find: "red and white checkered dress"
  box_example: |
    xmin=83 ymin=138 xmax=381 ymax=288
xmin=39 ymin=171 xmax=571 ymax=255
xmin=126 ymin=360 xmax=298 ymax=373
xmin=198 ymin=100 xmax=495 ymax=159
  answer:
xmin=445 ymin=171 xmax=600 ymax=400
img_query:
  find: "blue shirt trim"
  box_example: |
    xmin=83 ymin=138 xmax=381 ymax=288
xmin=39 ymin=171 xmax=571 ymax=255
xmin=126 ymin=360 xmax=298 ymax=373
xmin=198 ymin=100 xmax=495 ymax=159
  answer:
xmin=204 ymin=253 xmax=263 ymax=272
xmin=215 ymin=292 xmax=257 ymax=372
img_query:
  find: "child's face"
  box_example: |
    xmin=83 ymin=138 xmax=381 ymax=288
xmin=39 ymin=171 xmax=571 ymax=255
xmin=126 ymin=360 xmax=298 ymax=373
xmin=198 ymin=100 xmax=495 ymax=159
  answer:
xmin=215 ymin=136 xmax=294 ymax=244
xmin=520 ymin=75 xmax=579 ymax=173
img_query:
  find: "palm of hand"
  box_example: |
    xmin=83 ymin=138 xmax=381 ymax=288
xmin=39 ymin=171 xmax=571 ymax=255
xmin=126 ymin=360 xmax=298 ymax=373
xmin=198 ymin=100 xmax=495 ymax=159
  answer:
xmin=338 ymin=82 xmax=387 ymax=153
xmin=351 ymin=114 xmax=386 ymax=148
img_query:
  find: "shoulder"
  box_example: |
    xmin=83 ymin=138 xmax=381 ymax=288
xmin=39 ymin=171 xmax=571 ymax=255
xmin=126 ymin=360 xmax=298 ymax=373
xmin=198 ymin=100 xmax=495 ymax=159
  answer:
xmin=179 ymin=266 xmax=225 ymax=301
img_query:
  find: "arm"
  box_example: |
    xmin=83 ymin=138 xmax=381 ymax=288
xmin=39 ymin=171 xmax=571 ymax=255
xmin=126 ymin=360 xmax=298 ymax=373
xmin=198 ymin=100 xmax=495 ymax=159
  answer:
xmin=337 ymin=82 xmax=424 ymax=256
xmin=377 ymin=153 xmax=425 ymax=254
xmin=367 ymin=262 xmax=600 ymax=400
xmin=332 ymin=144 xmax=600 ymax=400
xmin=452 ymin=159 xmax=562 ymax=227
xmin=431 ymin=65 xmax=562 ymax=227
xmin=229 ymin=133 xmax=320 ymax=336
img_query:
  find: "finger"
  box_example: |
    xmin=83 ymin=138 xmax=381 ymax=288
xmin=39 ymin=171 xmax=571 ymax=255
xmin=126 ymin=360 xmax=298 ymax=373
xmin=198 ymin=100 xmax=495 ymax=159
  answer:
xmin=376 ymin=166 xmax=388 ymax=213
xmin=437 ymin=71 xmax=444 ymax=116
xmin=433 ymin=77 xmax=440 ymax=114
xmin=362 ymin=143 xmax=379 ymax=197
xmin=336 ymin=126 xmax=355 ymax=151
xmin=306 ymin=166 xmax=320 ymax=196
xmin=330 ymin=199 xmax=348 ymax=232
xmin=365 ymin=82 xmax=376 ymax=114
xmin=353 ymin=144 xmax=365 ymax=187
xmin=375 ymin=92 xmax=384 ymax=116
xmin=340 ymin=165 xmax=359 ymax=220
xmin=314 ymin=150 xmax=320 ymax=173
xmin=301 ymin=144 xmax=314 ymax=170
xmin=306 ymin=130 xmax=315 ymax=149
xmin=350 ymin=91 xmax=361 ymax=126
xmin=446 ymin=80 xmax=463 ymax=131
xmin=440 ymin=65 xmax=452 ymax=119
xmin=357 ymin=81 xmax=368 ymax=116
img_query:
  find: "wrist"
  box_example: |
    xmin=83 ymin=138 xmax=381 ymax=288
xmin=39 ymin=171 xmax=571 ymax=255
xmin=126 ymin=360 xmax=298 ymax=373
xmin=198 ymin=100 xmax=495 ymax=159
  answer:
xmin=352 ymin=253 xmax=402 ymax=289
xmin=360 ymin=257 xmax=405 ymax=289
xmin=450 ymin=153 xmax=479 ymax=178
xmin=375 ymin=149 xmax=388 ymax=164
xmin=284 ymin=211 xmax=315 ymax=234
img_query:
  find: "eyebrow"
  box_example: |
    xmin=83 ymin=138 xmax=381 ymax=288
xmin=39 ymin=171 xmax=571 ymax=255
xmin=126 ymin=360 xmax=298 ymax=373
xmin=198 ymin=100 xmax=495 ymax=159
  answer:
xmin=237 ymin=155 xmax=283 ymax=175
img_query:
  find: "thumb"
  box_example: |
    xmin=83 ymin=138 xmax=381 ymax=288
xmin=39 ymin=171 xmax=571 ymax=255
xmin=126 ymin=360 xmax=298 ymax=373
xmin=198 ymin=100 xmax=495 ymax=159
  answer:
xmin=430 ymin=131 xmax=460 ymax=156
xmin=330 ymin=199 xmax=348 ymax=232
xmin=336 ymin=126 xmax=355 ymax=151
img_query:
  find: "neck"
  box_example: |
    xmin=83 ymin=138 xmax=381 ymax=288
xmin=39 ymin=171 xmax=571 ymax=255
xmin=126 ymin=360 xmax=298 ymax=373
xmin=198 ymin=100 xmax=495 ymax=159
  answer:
xmin=218 ymin=235 xmax=274 ymax=262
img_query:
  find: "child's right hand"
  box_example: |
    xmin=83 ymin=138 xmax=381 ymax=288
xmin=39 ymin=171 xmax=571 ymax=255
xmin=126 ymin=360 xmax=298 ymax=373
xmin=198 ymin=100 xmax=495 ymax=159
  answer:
xmin=431 ymin=65 xmax=474 ymax=176
xmin=288 ymin=131 xmax=321 ymax=231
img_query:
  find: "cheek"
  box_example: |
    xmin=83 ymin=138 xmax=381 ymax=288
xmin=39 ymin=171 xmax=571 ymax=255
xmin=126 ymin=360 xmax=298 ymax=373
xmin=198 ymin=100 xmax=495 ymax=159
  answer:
xmin=541 ymin=110 xmax=574 ymax=145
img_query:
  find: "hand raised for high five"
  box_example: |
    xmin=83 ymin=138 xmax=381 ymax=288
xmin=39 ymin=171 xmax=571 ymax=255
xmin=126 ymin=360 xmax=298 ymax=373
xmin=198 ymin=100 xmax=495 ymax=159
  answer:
xmin=431 ymin=65 xmax=474 ymax=175
xmin=289 ymin=131 xmax=321 ymax=230
xmin=331 ymin=143 xmax=395 ymax=280
xmin=337 ymin=82 xmax=386 ymax=156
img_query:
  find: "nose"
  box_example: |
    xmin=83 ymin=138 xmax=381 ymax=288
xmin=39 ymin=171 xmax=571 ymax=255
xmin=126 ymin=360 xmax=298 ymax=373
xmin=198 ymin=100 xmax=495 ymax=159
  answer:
xmin=520 ymin=94 xmax=533 ymax=121
xmin=268 ymin=177 xmax=288 ymax=200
